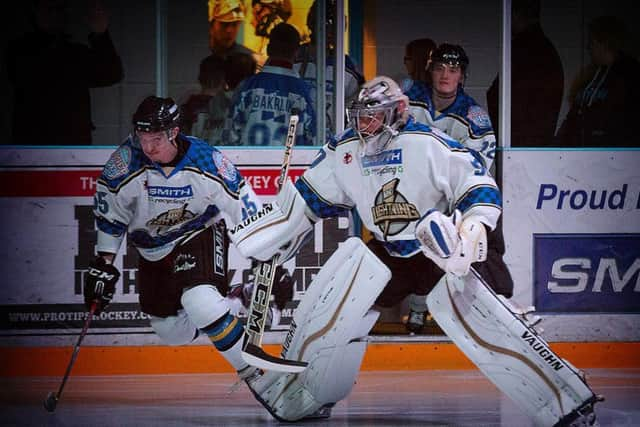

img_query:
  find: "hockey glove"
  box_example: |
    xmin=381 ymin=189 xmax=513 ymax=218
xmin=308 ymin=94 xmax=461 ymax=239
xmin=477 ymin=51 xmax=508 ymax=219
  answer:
xmin=416 ymin=209 xmax=487 ymax=277
xmin=233 ymin=265 xmax=293 ymax=311
xmin=84 ymin=257 xmax=120 ymax=314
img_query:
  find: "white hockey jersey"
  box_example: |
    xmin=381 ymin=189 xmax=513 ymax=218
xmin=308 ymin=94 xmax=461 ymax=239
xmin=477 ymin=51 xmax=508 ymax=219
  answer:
xmin=404 ymin=80 xmax=496 ymax=169
xmin=295 ymin=117 xmax=502 ymax=257
xmin=94 ymin=136 xmax=261 ymax=261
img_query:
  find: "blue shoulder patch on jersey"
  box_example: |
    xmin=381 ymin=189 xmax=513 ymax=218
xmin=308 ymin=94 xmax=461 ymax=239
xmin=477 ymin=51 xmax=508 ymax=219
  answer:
xmin=446 ymin=91 xmax=494 ymax=136
xmin=184 ymin=138 xmax=243 ymax=193
xmin=100 ymin=137 xmax=148 ymax=189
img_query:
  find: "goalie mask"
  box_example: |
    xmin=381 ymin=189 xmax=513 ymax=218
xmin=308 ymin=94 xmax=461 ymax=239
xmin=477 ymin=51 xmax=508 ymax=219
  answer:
xmin=347 ymin=76 xmax=409 ymax=156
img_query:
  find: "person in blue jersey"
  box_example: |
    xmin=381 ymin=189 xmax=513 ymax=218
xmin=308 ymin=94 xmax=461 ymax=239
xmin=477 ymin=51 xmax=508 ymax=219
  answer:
xmin=223 ymin=22 xmax=315 ymax=146
xmin=83 ymin=96 xmax=273 ymax=385
xmin=293 ymin=0 xmax=365 ymax=136
xmin=403 ymin=43 xmax=513 ymax=334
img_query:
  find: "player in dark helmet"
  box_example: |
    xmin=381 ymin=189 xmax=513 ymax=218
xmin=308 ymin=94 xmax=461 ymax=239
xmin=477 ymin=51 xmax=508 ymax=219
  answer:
xmin=133 ymin=96 xmax=181 ymax=133
xmin=86 ymin=92 xmax=297 ymax=400
xmin=427 ymin=43 xmax=470 ymax=89
xmin=430 ymin=44 xmax=469 ymax=71
xmin=403 ymin=42 xmax=511 ymax=336
xmin=132 ymin=96 xmax=182 ymax=164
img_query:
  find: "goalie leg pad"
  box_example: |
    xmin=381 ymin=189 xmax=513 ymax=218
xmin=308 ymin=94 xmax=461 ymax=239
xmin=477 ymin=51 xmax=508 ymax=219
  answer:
xmin=247 ymin=237 xmax=391 ymax=421
xmin=427 ymin=269 xmax=597 ymax=427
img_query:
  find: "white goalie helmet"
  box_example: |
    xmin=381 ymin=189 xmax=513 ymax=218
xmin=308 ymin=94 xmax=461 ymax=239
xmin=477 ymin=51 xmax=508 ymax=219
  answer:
xmin=347 ymin=76 xmax=409 ymax=156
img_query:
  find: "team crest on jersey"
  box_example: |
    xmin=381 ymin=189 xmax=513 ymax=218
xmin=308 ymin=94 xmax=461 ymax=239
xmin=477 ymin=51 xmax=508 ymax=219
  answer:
xmin=146 ymin=203 xmax=196 ymax=235
xmin=371 ymin=178 xmax=420 ymax=239
xmin=174 ymin=253 xmax=197 ymax=273
xmin=466 ymin=106 xmax=491 ymax=128
xmin=212 ymin=151 xmax=238 ymax=182
xmin=343 ymin=152 xmax=353 ymax=164
xmin=103 ymin=146 xmax=131 ymax=179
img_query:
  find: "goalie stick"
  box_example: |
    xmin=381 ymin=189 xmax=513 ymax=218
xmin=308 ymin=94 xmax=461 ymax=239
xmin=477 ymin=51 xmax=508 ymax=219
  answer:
xmin=241 ymin=111 xmax=308 ymax=373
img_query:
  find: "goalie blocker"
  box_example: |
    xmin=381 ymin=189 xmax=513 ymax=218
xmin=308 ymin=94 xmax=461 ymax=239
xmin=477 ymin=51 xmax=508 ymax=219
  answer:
xmin=427 ymin=268 xmax=600 ymax=426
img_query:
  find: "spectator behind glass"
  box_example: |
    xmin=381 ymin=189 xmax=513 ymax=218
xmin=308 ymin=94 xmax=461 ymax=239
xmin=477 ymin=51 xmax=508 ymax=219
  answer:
xmin=556 ymin=16 xmax=640 ymax=147
xmin=402 ymin=38 xmax=436 ymax=85
xmin=5 ymin=0 xmax=123 ymax=145
xmin=486 ymin=0 xmax=564 ymax=147
xmin=250 ymin=0 xmax=292 ymax=67
xmin=208 ymin=0 xmax=257 ymax=65
xmin=181 ymin=51 xmax=257 ymax=145
xmin=180 ymin=55 xmax=228 ymax=145
xmin=223 ymin=23 xmax=315 ymax=146
xmin=225 ymin=51 xmax=258 ymax=92
xmin=293 ymin=0 xmax=364 ymax=136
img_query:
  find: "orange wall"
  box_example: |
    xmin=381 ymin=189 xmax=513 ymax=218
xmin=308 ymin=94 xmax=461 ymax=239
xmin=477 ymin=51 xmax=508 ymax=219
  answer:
xmin=2 ymin=342 xmax=638 ymax=377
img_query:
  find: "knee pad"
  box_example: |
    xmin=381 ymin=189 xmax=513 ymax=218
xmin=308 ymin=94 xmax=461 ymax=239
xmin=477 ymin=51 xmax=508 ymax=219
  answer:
xmin=180 ymin=284 xmax=228 ymax=328
xmin=149 ymin=310 xmax=199 ymax=346
xmin=181 ymin=284 xmax=244 ymax=352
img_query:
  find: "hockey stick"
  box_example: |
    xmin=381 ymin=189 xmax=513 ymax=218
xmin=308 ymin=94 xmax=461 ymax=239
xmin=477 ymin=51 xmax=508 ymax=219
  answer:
xmin=241 ymin=111 xmax=307 ymax=373
xmin=44 ymin=302 xmax=97 ymax=412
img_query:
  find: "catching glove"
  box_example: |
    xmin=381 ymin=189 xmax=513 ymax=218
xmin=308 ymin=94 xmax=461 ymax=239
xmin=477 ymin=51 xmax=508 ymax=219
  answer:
xmin=415 ymin=209 xmax=487 ymax=277
xmin=84 ymin=257 xmax=120 ymax=314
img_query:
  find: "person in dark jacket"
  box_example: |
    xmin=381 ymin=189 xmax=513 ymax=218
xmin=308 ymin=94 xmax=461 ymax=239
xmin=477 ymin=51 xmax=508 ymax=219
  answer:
xmin=486 ymin=0 xmax=564 ymax=147
xmin=556 ymin=15 xmax=640 ymax=147
xmin=5 ymin=0 xmax=124 ymax=145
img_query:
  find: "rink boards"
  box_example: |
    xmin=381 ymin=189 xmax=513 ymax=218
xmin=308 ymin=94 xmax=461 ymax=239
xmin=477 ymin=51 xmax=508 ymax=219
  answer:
xmin=0 ymin=147 xmax=638 ymax=353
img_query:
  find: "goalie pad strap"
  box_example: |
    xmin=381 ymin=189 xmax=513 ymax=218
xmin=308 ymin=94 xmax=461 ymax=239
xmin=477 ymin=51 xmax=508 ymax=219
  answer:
xmin=247 ymin=237 xmax=391 ymax=421
xmin=228 ymin=179 xmax=313 ymax=262
xmin=427 ymin=269 xmax=596 ymax=426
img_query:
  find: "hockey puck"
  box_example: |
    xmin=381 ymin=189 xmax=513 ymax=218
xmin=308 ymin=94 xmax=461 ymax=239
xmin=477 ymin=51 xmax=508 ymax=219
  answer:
xmin=44 ymin=392 xmax=58 ymax=413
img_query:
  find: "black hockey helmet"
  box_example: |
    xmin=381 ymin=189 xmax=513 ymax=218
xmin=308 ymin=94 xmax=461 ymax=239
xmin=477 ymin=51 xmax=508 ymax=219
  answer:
xmin=430 ymin=43 xmax=469 ymax=72
xmin=132 ymin=96 xmax=180 ymax=133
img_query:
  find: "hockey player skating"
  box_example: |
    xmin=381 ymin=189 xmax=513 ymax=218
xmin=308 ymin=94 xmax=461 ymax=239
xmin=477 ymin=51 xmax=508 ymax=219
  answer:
xmin=228 ymin=76 xmax=601 ymax=425
xmin=404 ymin=43 xmax=514 ymax=333
xmin=84 ymin=95 xmax=272 ymax=384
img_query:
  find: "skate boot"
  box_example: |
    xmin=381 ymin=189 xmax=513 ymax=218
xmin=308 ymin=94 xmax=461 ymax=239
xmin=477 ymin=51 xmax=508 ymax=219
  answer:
xmin=555 ymin=395 xmax=604 ymax=427
xmin=406 ymin=309 xmax=426 ymax=334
